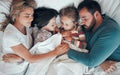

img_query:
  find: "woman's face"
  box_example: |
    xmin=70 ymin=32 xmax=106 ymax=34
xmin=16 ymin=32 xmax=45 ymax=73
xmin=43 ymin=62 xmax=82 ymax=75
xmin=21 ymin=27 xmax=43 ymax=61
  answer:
xmin=60 ymin=16 xmax=76 ymax=31
xmin=43 ymin=17 xmax=57 ymax=31
xmin=15 ymin=7 xmax=34 ymax=27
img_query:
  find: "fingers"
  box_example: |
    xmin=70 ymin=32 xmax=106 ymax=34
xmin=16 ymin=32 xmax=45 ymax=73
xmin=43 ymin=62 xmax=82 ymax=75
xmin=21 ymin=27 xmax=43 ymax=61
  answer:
xmin=2 ymin=55 xmax=10 ymax=62
xmin=55 ymin=43 xmax=69 ymax=55
xmin=106 ymin=65 xmax=117 ymax=73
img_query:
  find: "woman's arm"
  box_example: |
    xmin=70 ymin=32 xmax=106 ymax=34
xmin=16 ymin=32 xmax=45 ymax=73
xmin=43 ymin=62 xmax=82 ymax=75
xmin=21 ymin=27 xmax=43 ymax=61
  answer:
xmin=3 ymin=43 xmax=69 ymax=63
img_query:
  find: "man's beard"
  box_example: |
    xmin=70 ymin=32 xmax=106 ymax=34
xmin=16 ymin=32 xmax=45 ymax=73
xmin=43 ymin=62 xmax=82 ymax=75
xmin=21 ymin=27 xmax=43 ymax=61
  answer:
xmin=84 ymin=16 xmax=96 ymax=32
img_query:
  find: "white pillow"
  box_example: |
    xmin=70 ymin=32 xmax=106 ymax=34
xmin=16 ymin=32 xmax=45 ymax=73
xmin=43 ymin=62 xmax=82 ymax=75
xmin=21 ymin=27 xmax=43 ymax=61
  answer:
xmin=35 ymin=0 xmax=82 ymax=11
xmin=0 ymin=31 xmax=3 ymax=53
xmin=96 ymin=0 xmax=120 ymax=25
xmin=0 ymin=0 xmax=12 ymax=30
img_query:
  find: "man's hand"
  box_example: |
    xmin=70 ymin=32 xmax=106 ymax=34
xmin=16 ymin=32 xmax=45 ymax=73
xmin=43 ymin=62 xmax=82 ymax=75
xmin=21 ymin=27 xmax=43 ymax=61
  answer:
xmin=100 ymin=60 xmax=117 ymax=73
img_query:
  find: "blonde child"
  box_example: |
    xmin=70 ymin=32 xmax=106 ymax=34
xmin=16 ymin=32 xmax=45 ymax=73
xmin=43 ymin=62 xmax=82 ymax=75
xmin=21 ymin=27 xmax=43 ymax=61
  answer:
xmin=0 ymin=0 xmax=68 ymax=75
xmin=59 ymin=6 xmax=87 ymax=52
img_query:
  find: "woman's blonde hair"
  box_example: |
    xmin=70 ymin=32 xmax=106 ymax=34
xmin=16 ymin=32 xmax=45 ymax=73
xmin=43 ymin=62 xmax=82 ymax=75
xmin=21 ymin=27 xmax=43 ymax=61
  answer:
xmin=1 ymin=0 xmax=37 ymax=31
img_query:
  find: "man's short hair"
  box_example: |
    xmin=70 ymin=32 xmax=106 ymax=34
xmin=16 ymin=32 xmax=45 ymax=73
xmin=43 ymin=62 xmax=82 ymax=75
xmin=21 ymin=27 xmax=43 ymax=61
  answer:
xmin=78 ymin=0 xmax=101 ymax=15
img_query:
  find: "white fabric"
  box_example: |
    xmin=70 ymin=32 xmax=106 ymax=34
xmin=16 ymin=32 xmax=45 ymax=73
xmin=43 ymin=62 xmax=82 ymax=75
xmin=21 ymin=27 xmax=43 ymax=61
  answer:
xmin=46 ymin=54 xmax=88 ymax=75
xmin=0 ymin=31 xmax=3 ymax=52
xmin=96 ymin=0 xmax=120 ymax=25
xmin=0 ymin=0 xmax=120 ymax=75
xmin=25 ymin=33 xmax=62 ymax=75
xmin=0 ymin=24 xmax=32 ymax=75
xmin=0 ymin=0 xmax=12 ymax=29
xmin=0 ymin=31 xmax=3 ymax=60
xmin=88 ymin=62 xmax=120 ymax=75
xmin=35 ymin=0 xmax=82 ymax=11
xmin=2 ymin=24 xmax=32 ymax=53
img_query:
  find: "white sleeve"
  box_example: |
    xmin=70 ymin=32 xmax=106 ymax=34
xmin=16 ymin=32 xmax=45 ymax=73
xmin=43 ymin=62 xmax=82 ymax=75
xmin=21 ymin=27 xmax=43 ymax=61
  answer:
xmin=3 ymin=31 xmax=21 ymax=48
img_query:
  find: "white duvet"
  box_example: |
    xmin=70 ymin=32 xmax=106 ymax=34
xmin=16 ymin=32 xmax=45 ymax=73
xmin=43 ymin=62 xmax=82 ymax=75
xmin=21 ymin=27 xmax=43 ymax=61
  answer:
xmin=0 ymin=0 xmax=120 ymax=75
xmin=25 ymin=33 xmax=62 ymax=75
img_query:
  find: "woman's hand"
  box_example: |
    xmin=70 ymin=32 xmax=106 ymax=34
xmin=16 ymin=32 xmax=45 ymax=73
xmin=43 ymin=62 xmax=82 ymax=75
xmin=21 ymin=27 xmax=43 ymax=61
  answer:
xmin=54 ymin=42 xmax=69 ymax=56
xmin=2 ymin=54 xmax=23 ymax=63
xmin=100 ymin=60 xmax=117 ymax=73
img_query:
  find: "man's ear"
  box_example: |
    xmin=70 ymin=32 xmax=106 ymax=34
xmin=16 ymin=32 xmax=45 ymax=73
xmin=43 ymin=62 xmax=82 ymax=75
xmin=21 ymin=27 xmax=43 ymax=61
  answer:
xmin=94 ymin=11 xmax=100 ymax=19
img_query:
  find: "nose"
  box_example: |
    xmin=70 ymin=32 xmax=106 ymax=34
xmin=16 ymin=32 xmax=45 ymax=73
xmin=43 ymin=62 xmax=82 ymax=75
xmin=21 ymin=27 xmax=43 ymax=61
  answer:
xmin=29 ymin=16 xmax=33 ymax=22
xmin=80 ymin=20 xmax=86 ymax=26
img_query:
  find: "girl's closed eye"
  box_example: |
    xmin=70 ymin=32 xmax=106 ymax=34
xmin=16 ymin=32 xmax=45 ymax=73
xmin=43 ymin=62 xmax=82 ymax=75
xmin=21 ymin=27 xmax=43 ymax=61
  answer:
xmin=25 ymin=15 xmax=29 ymax=18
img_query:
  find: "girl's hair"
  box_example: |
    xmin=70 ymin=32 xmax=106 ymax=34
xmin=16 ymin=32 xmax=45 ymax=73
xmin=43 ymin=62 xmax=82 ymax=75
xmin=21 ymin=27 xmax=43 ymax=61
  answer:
xmin=31 ymin=7 xmax=58 ymax=29
xmin=1 ymin=0 xmax=36 ymax=31
xmin=59 ymin=6 xmax=79 ymax=23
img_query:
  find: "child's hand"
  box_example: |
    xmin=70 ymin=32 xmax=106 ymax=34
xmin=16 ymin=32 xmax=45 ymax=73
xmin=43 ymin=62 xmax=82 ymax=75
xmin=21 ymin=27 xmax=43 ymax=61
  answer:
xmin=61 ymin=30 xmax=71 ymax=38
xmin=53 ymin=26 xmax=60 ymax=34
xmin=2 ymin=54 xmax=23 ymax=63
xmin=61 ymin=31 xmax=72 ymax=42
xmin=100 ymin=60 xmax=117 ymax=73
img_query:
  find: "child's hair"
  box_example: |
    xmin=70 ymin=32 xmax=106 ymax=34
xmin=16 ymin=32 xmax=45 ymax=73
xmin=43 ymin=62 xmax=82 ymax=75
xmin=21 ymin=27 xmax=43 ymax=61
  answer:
xmin=31 ymin=7 xmax=58 ymax=29
xmin=59 ymin=5 xmax=79 ymax=23
xmin=1 ymin=0 xmax=36 ymax=31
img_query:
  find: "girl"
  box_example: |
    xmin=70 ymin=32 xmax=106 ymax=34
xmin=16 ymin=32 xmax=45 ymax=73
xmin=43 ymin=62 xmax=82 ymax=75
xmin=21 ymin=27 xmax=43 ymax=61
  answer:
xmin=59 ymin=6 xmax=87 ymax=52
xmin=32 ymin=7 xmax=60 ymax=44
xmin=0 ymin=0 xmax=68 ymax=75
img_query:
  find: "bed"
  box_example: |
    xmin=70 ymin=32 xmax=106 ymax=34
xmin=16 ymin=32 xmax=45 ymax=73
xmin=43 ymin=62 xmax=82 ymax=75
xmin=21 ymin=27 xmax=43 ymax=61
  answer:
xmin=0 ymin=0 xmax=120 ymax=75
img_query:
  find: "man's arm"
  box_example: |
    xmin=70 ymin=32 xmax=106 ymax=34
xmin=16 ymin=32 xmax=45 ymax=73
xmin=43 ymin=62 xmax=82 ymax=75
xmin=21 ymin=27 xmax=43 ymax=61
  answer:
xmin=68 ymin=27 xmax=120 ymax=67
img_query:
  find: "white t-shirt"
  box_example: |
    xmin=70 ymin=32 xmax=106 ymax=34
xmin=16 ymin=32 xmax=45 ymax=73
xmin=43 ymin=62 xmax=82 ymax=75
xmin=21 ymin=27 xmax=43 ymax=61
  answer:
xmin=0 ymin=23 xmax=32 ymax=74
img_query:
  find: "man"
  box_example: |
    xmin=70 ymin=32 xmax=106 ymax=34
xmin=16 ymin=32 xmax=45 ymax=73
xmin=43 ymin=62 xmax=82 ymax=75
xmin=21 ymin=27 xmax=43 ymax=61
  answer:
xmin=68 ymin=0 xmax=120 ymax=74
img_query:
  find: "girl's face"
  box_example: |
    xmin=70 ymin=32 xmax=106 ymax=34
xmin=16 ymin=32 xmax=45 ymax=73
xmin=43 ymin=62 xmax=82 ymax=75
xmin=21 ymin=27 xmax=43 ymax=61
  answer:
xmin=15 ymin=7 xmax=34 ymax=27
xmin=60 ymin=16 xmax=76 ymax=31
xmin=43 ymin=17 xmax=57 ymax=31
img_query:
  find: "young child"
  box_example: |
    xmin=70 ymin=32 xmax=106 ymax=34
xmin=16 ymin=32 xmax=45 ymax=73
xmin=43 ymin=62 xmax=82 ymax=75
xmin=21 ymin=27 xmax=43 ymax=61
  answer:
xmin=31 ymin=7 xmax=59 ymax=44
xmin=59 ymin=6 xmax=87 ymax=52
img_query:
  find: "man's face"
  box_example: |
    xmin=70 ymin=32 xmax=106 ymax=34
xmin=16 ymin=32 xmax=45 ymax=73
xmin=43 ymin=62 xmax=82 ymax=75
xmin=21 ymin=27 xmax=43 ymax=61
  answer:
xmin=79 ymin=7 xmax=96 ymax=31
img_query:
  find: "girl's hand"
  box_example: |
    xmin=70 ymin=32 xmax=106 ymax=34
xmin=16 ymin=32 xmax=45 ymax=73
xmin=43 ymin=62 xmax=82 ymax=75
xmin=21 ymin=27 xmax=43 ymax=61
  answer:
xmin=2 ymin=54 xmax=23 ymax=63
xmin=61 ymin=31 xmax=71 ymax=38
xmin=100 ymin=60 xmax=117 ymax=73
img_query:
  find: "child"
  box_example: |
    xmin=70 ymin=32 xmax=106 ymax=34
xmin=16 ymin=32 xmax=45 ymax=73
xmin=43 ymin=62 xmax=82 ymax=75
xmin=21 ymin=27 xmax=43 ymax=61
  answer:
xmin=0 ymin=0 xmax=68 ymax=75
xmin=31 ymin=7 xmax=59 ymax=44
xmin=59 ymin=6 xmax=87 ymax=52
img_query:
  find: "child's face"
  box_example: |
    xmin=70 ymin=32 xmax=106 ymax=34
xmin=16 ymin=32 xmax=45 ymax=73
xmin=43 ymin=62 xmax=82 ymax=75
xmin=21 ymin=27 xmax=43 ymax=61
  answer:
xmin=60 ymin=16 xmax=76 ymax=31
xmin=43 ymin=17 xmax=57 ymax=31
xmin=15 ymin=7 xmax=34 ymax=27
